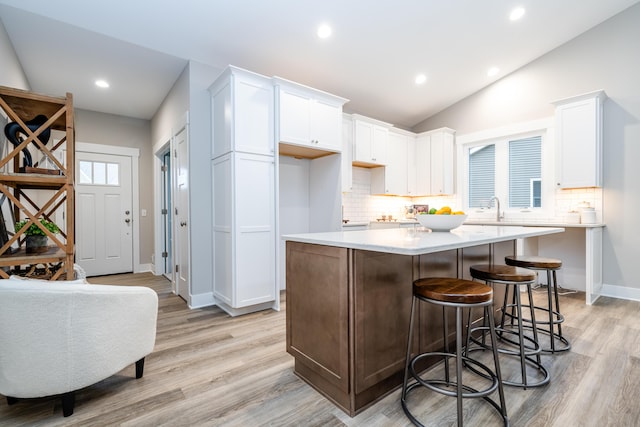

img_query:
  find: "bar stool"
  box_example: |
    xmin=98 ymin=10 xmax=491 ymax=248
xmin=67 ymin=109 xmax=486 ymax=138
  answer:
xmin=401 ymin=277 xmax=508 ymax=427
xmin=504 ymin=255 xmax=570 ymax=353
xmin=468 ymin=264 xmax=550 ymax=389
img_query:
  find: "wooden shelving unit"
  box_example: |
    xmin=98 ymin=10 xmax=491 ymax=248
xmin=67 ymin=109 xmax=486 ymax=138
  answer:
xmin=0 ymin=86 xmax=75 ymax=280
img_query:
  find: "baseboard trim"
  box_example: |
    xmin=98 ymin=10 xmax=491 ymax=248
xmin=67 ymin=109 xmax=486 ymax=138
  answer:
xmin=600 ymin=283 xmax=640 ymax=302
xmin=189 ymin=292 xmax=215 ymax=309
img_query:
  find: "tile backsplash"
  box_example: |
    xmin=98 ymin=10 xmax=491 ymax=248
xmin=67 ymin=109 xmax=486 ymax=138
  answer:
xmin=342 ymin=167 xmax=603 ymax=224
xmin=342 ymin=167 xmax=456 ymax=222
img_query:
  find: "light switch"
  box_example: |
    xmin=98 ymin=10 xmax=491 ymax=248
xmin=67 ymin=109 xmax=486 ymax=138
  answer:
xmin=141 ymin=209 xmax=147 ymax=217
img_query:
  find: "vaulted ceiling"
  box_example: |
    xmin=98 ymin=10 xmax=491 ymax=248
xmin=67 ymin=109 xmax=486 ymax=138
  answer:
xmin=1 ymin=0 xmax=638 ymax=129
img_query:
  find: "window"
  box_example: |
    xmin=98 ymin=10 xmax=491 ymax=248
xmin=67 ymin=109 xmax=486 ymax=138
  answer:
xmin=79 ymin=160 xmax=120 ymax=186
xmin=458 ymin=119 xmax=552 ymax=215
xmin=508 ymin=136 xmax=541 ymax=208
xmin=468 ymin=144 xmax=495 ymax=208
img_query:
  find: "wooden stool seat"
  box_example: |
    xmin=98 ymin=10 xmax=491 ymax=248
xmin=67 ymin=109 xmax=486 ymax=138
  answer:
xmin=505 ymin=255 xmax=562 ymax=270
xmin=470 ymin=264 xmax=536 ymax=283
xmin=414 ymin=277 xmax=492 ymax=304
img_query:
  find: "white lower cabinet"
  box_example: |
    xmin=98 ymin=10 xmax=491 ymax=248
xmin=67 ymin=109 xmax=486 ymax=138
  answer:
xmin=212 ymin=152 xmax=277 ymax=316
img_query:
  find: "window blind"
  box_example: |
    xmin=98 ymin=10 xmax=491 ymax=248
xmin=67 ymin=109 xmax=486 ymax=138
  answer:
xmin=509 ymin=136 xmax=541 ymax=208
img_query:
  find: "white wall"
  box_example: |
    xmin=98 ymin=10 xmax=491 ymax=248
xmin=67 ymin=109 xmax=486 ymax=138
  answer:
xmin=188 ymin=60 xmax=221 ymax=298
xmin=74 ymin=109 xmax=153 ymax=266
xmin=414 ymin=4 xmax=640 ymax=293
xmin=150 ymin=60 xmax=221 ymax=303
xmin=0 ymin=18 xmax=28 ymax=90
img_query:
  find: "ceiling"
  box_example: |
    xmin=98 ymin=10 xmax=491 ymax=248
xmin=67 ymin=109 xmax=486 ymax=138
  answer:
xmin=1 ymin=0 xmax=638 ymax=129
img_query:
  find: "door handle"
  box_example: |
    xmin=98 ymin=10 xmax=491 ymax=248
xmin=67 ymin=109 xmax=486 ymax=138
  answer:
xmin=180 ymin=221 xmax=187 ymax=227
xmin=125 ymin=218 xmax=131 ymax=224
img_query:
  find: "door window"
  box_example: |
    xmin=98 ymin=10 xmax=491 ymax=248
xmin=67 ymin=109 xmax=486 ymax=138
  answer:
xmin=79 ymin=160 xmax=120 ymax=186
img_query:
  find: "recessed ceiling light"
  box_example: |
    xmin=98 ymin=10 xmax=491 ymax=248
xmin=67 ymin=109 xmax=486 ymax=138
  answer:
xmin=510 ymin=7 xmax=525 ymax=21
xmin=317 ymin=24 xmax=332 ymax=39
xmin=487 ymin=67 xmax=500 ymax=77
xmin=415 ymin=74 xmax=427 ymax=85
xmin=95 ymin=79 xmax=110 ymax=88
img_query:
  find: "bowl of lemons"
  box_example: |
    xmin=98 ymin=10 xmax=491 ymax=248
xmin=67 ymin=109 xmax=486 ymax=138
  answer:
xmin=416 ymin=206 xmax=467 ymax=231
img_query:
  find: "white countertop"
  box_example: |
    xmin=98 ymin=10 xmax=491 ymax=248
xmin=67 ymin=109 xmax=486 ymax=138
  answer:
xmin=463 ymin=220 xmax=604 ymax=228
xmin=284 ymin=224 xmax=565 ymax=256
xmin=360 ymin=219 xmax=604 ymax=228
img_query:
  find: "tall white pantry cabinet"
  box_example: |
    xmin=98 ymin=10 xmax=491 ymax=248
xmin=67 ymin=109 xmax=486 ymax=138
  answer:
xmin=210 ymin=66 xmax=278 ymax=316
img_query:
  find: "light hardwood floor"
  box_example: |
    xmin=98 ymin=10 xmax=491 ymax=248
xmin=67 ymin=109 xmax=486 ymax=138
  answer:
xmin=2 ymin=272 xmax=640 ymax=426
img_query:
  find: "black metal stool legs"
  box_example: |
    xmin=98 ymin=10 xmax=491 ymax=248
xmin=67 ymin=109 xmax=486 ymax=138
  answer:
xmin=503 ymin=256 xmax=570 ymax=353
xmin=402 ymin=293 xmax=508 ymax=426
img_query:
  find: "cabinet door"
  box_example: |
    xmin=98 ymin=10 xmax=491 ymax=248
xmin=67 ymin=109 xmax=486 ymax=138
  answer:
xmin=428 ymin=131 xmax=454 ymax=195
xmin=235 ymin=153 xmax=276 ymax=307
xmin=407 ymin=136 xmax=416 ymax=196
xmin=211 ymin=81 xmax=232 ymax=158
xmin=353 ymin=120 xmax=387 ymax=165
xmin=342 ymin=116 xmax=353 ymax=192
xmin=353 ymin=120 xmax=373 ymax=163
xmin=387 ymin=132 xmax=407 ymax=194
xmin=556 ymin=97 xmax=601 ymax=188
xmin=414 ymin=134 xmax=431 ymax=195
xmin=278 ymin=88 xmax=311 ymax=145
xmin=372 ymin=132 xmax=406 ymax=195
xmin=371 ymin=125 xmax=388 ymax=165
xmin=286 ymin=242 xmax=349 ymax=394
xmin=311 ymin=99 xmax=342 ymax=152
xmin=353 ymin=250 xmax=413 ymax=393
xmin=212 ymin=154 xmax=233 ymax=305
xmin=233 ymin=75 xmax=274 ymax=156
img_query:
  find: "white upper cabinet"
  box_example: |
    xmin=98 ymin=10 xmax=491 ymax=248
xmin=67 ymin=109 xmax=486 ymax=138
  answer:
xmin=209 ymin=66 xmax=274 ymax=159
xmin=406 ymin=135 xmax=417 ymax=196
xmin=553 ymin=90 xmax=606 ymax=189
xmin=371 ymin=130 xmax=409 ymax=195
xmin=342 ymin=114 xmax=354 ymax=192
xmin=274 ymin=77 xmax=348 ymax=156
xmin=414 ymin=128 xmax=455 ymax=196
xmin=414 ymin=133 xmax=431 ymax=195
xmin=352 ymin=114 xmax=392 ymax=166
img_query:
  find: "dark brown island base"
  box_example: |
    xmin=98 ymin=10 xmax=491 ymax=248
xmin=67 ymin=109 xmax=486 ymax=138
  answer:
xmin=284 ymin=225 xmax=564 ymax=416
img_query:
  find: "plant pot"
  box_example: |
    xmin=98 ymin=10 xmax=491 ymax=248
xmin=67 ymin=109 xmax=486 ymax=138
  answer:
xmin=26 ymin=235 xmax=48 ymax=253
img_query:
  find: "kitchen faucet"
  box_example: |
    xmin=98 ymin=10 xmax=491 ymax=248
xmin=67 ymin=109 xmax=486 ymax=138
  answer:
xmin=489 ymin=196 xmax=503 ymax=222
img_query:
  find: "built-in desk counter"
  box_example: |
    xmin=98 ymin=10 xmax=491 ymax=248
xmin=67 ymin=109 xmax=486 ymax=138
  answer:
xmin=283 ymin=225 xmax=563 ymax=416
xmin=464 ymin=221 xmax=604 ymax=304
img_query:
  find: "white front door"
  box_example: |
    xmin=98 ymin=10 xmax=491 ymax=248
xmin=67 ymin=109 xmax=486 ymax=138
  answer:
xmin=76 ymin=151 xmax=133 ymax=276
xmin=174 ymin=126 xmax=190 ymax=301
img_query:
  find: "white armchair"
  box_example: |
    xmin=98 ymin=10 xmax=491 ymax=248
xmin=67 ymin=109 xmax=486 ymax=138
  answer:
xmin=0 ymin=278 xmax=158 ymax=416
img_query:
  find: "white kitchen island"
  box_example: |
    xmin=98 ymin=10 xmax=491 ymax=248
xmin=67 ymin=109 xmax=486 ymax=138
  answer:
xmin=283 ymin=225 xmax=563 ymax=416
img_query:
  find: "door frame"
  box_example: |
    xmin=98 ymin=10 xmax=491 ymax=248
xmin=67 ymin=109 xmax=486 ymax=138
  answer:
xmin=76 ymin=142 xmax=141 ymax=273
xmin=153 ymin=135 xmax=172 ymax=282
xmin=152 ymin=111 xmax=189 ymax=298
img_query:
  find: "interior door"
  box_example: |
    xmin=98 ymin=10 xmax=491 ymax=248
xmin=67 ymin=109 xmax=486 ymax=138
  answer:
xmin=76 ymin=152 xmax=133 ymax=276
xmin=174 ymin=126 xmax=190 ymax=301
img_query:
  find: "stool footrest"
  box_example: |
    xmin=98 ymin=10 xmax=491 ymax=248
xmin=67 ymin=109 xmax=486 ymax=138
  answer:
xmin=502 ymin=304 xmax=565 ymax=326
xmin=409 ymin=352 xmax=498 ymax=399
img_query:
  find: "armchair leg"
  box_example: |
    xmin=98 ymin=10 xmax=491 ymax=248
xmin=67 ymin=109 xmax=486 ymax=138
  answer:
xmin=6 ymin=396 xmax=17 ymax=405
xmin=135 ymin=357 xmax=145 ymax=379
xmin=61 ymin=392 xmax=75 ymax=417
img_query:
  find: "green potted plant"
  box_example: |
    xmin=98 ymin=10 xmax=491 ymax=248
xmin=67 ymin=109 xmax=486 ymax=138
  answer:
xmin=15 ymin=218 xmax=60 ymax=253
